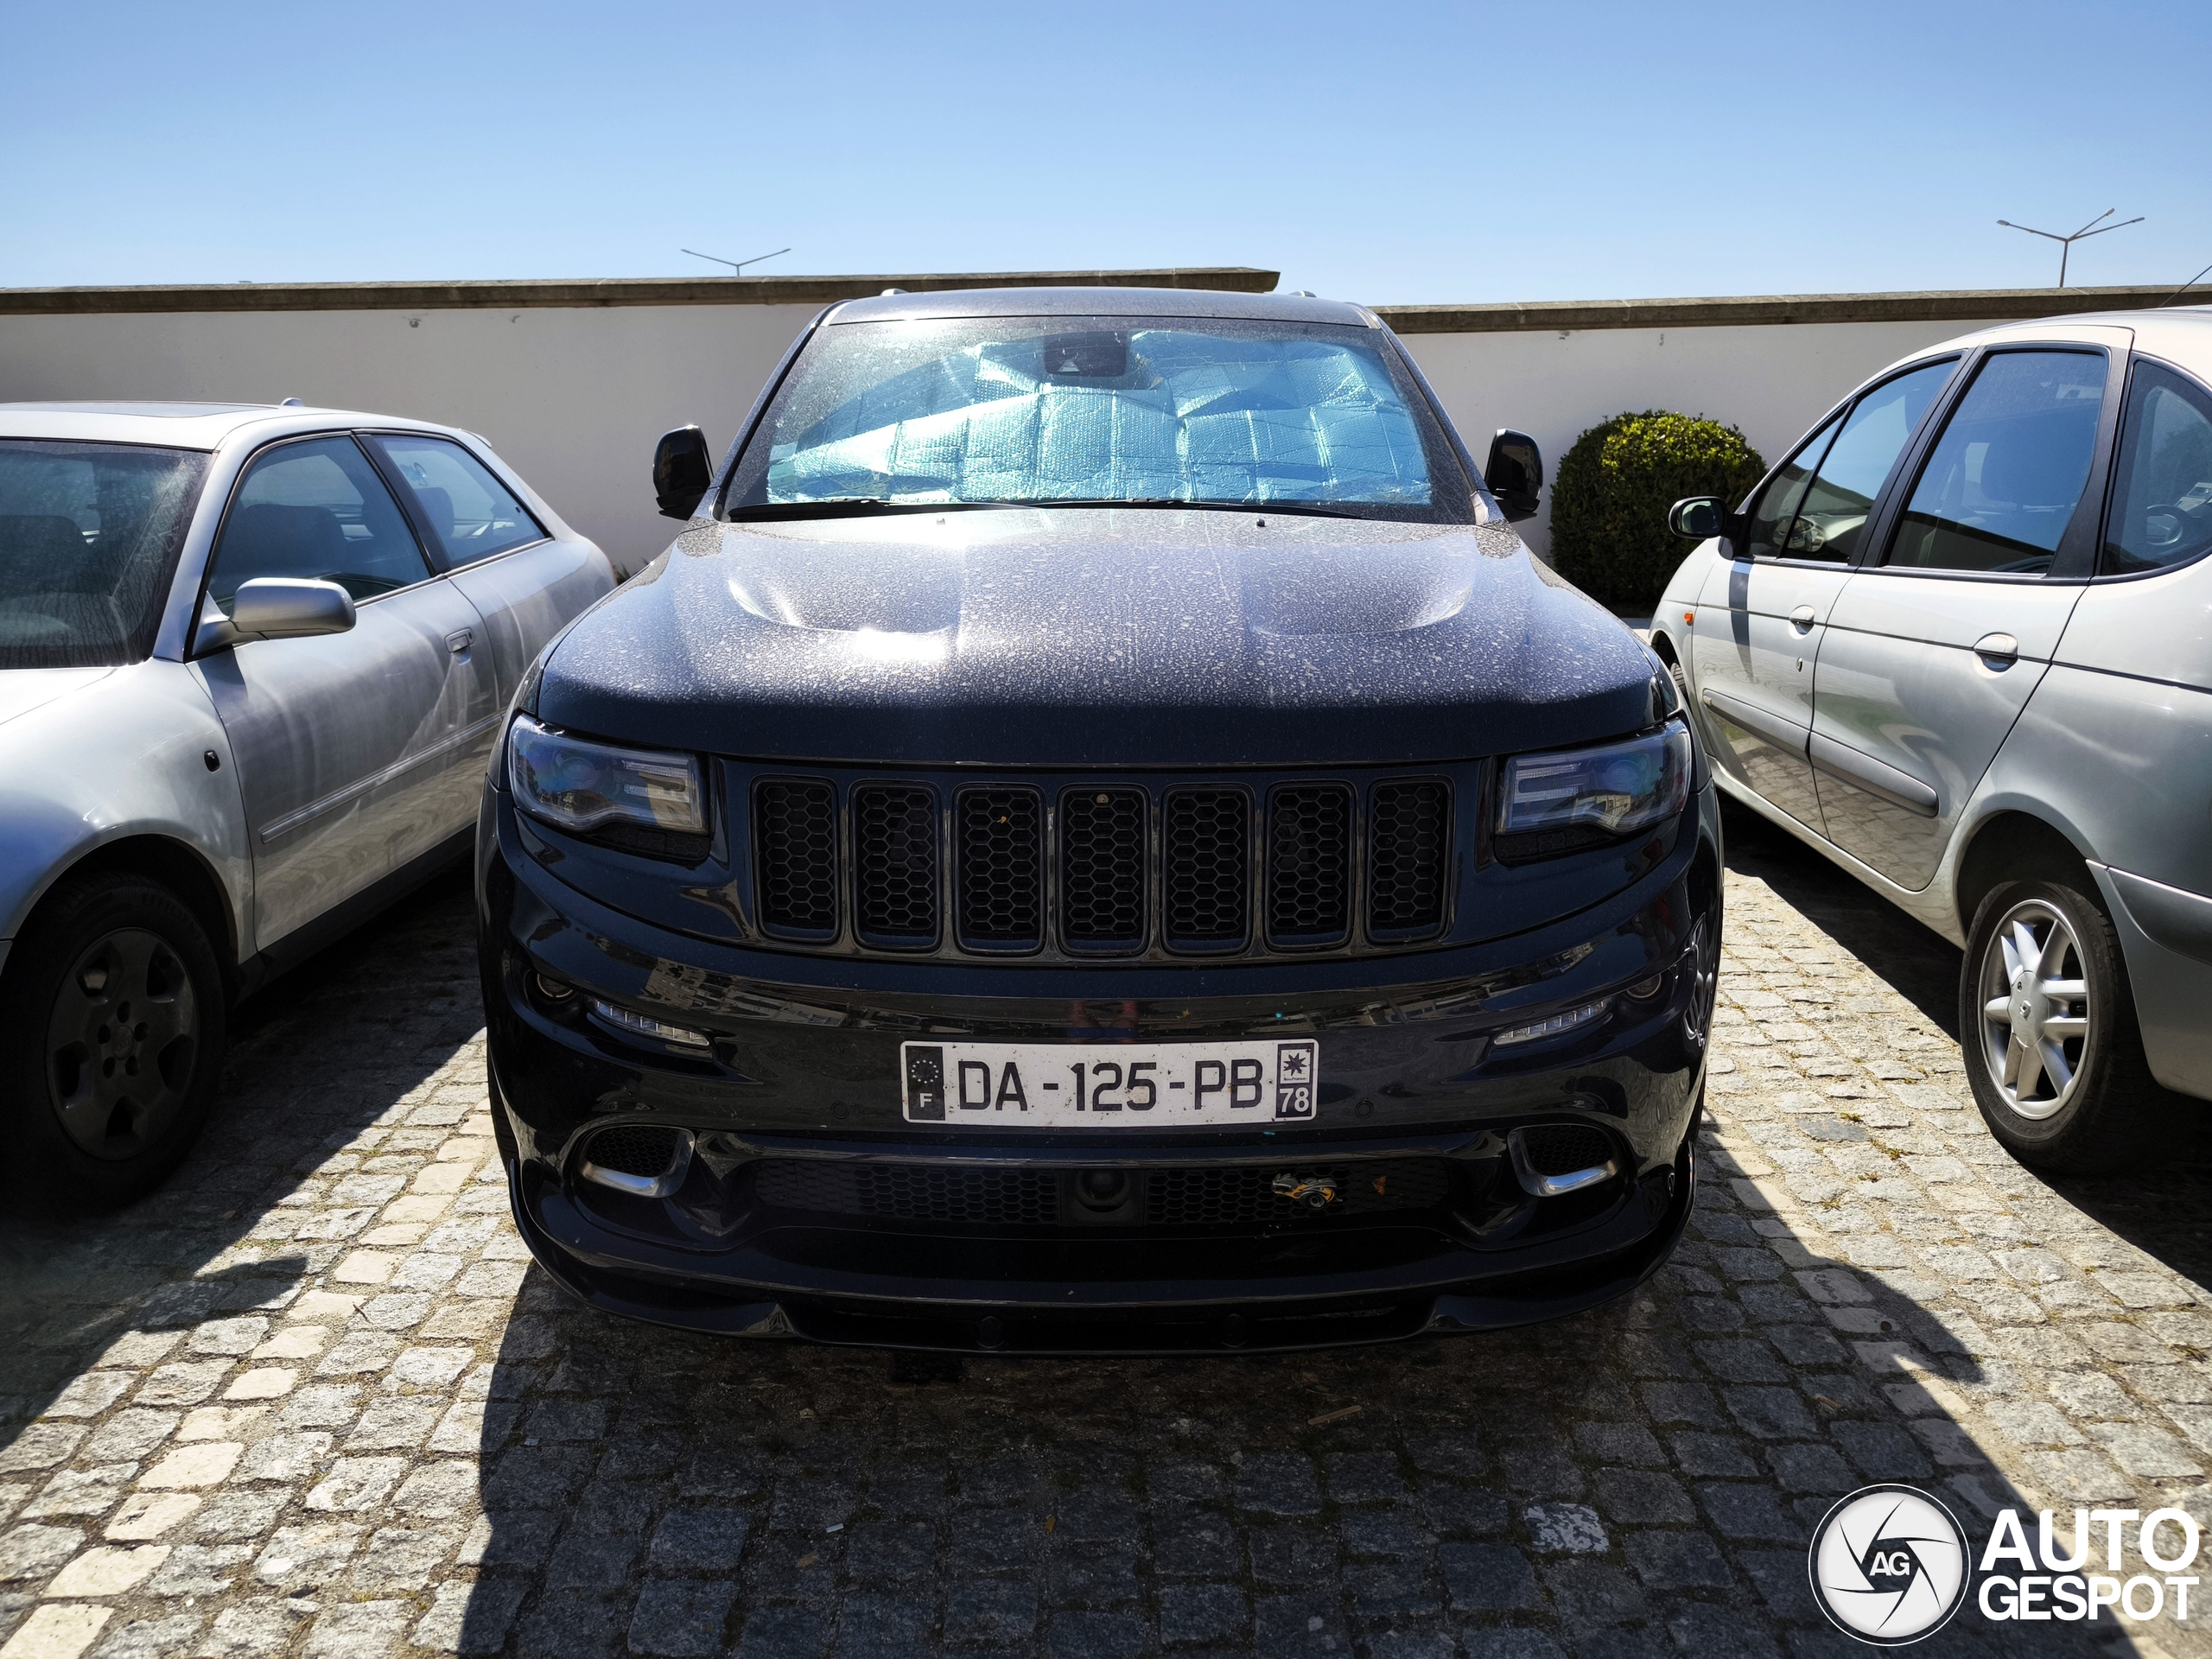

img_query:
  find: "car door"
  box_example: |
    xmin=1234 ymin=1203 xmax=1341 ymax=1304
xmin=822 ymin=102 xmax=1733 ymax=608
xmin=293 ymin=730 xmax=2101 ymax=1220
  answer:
xmin=1809 ymin=336 xmax=2128 ymax=889
xmin=188 ymin=434 xmax=499 ymax=954
xmin=365 ymin=432 xmax=607 ymax=727
xmin=1690 ymin=357 xmax=1959 ymax=832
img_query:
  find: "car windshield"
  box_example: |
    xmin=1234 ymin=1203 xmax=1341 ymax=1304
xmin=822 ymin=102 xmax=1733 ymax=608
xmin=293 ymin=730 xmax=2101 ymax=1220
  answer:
xmin=0 ymin=441 xmax=207 ymax=670
xmin=724 ymin=315 xmax=1471 ymax=522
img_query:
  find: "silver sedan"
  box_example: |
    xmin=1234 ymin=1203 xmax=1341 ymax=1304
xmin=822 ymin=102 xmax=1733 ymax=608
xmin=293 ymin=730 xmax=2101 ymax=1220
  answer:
xmin=0 ymin=401 xmax=613 ymax=1205
xmin=1651 ymin=308 xmax=2212 ymax=1173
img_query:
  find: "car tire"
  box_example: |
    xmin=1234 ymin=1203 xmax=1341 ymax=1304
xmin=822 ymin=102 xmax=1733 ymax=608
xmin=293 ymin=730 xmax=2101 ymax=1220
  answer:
xmin=0 ymin=874 xmax=227 ymax=1209
xmin=1959 ymin=876 xmax=2177 ymax=1175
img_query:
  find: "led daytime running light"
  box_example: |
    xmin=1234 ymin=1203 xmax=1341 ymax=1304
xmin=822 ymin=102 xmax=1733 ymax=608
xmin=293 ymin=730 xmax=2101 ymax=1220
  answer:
xmin=1493 ymin=999 xmax=1609 ymax=1047
xmin=590 ymin=999 xmax=710 ymax=1049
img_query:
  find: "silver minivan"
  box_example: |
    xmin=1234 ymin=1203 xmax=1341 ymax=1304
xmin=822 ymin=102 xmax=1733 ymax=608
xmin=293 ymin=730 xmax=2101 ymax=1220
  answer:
xmin=1652 ymin=309 xmax=2212 ymax=1173
xmin=0 ymin=403 xmax=613 ymax=1205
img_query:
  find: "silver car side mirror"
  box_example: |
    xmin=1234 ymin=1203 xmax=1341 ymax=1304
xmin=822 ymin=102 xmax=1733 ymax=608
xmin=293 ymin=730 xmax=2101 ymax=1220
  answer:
xmin=234 ymin=578 xmax=356 ymax=638
xmin=195 ymin=578 xmax=357 ymax=654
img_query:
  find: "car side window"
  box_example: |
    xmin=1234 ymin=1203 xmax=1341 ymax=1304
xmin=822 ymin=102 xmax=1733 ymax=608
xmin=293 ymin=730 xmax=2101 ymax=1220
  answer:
xmin=367 ymin=435 xmax=545 ymax=569
xmin=1745 ymin=411 xmax=1841 ymax=560
xmin=1885 ymin=350 xmax=2107 ymax=575
xmin=207 ymin=437 xmax=430 ymax=611
xmin=2102 ymin=361 xmax=2212 ymax=576
xmin=1784 ymin=360 xmax=1954 ymax=563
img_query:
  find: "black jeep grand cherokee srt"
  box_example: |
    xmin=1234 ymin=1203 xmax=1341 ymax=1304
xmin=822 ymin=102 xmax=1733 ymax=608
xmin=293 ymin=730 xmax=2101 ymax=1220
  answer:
xmin=477 ymin=287 xmax=1720 ymax=1354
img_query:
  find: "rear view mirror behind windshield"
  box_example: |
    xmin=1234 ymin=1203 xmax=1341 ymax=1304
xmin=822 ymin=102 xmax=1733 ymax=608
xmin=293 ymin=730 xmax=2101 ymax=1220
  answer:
xmin=654 ymin=426 xmax=715 ymax=519
xmin=1485 ymin=429 xmax=1543 ymax=521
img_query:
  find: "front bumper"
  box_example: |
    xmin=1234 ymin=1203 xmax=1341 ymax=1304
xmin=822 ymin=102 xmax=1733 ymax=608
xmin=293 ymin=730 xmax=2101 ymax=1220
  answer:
xmin=479 ymin=782 xmax=1723 ymax=1354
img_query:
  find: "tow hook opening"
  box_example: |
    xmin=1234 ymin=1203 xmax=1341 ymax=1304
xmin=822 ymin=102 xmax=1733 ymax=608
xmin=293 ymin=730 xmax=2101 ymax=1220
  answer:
xmin=1272 ymin=1170 xmax=1340 ymax=1210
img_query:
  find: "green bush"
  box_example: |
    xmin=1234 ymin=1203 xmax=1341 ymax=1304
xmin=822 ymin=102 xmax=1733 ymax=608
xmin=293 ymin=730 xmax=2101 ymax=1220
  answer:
xmin=1548 ymin=410 xmax=1766 ymax=615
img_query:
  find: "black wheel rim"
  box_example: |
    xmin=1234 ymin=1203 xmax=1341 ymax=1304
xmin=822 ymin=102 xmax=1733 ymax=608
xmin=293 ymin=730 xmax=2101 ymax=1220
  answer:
xmin=45 ymin=926 xmax=200 ymax=1160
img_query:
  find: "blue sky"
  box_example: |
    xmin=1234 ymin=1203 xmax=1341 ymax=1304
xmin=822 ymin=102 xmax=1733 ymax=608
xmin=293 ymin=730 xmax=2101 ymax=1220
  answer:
xmin=4 ymin=0 xmax=2207 ymax=305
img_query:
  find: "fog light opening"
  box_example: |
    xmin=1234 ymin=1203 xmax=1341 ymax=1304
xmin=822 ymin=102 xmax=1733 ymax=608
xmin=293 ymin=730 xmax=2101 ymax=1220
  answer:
xmin=1624 ymin=972 xmax=1665 ymax=1001
xmin=1507 ymin=1124 xmax=1620 ymax=1198
xmin=578 ymin=1125 xmax=696 ymax=1198
xmin=1492 ymin=999 xmax=1610 ymax=1048
xmin=588 ymin=998 xmax=710 ymax=1050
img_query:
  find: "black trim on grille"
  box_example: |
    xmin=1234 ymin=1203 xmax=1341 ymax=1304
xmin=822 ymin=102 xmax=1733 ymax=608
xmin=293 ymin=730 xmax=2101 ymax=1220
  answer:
xmin=1266 ymin=783 xmax=1352 ymax=949
xmin=1162 ymin=787 xmax=1250 ymax=953
xmin=1368 ymin=778 xmax=1450 ymax=940
xmin=852 ymin=784 xmax=939 ymax=949
xmin=744 ymin=770 xmax=1457 ymax=962
xmin=1058 ymin=787 xmax=1147 ymax=954
xmin=754 ymin=778 xmax=837 ymax=939
xmin=956 ymin=787 xmax=1043 ymax=953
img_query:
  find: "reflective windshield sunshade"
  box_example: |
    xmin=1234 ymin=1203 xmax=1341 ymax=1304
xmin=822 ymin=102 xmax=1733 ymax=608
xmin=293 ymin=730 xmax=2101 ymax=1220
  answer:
xmin=1497 ymin=723 xmax=1692 ymax=842
xmin=722 ymin=315 xmax=1472 ymax=520
xmin=508 ymin=715 xmax=705 ymax=836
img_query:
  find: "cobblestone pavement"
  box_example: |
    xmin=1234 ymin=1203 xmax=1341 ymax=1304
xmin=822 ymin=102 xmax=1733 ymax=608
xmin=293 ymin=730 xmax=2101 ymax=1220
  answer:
xmin=6 ymin=808 xmax=2212 ymax=1659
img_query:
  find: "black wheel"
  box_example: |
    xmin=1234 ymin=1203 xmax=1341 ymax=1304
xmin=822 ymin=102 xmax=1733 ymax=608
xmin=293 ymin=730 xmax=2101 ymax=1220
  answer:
xmin=1960 ymin=877 xmax=2175 ymax=1174
xmin=0 ymin=875 xmax=226 ymax=1208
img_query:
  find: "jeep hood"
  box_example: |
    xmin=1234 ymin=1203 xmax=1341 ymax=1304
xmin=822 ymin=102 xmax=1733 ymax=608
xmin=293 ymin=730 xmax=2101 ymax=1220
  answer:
xmin=536 ymin=509 xmax=1658 ymax=766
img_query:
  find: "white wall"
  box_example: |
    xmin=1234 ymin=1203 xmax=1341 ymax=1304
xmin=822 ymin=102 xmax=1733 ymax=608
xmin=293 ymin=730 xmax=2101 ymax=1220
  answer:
xmin=1394 ymin=317 xmax=2003 ymax=563
xmin=0 ymin=303 xmax=823 ymax=574
xmin=1 ymin=300 xmax=2005 ymax=575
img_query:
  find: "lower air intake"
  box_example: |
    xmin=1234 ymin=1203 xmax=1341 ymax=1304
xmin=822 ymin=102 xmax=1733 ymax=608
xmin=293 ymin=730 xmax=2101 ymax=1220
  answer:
xmin=1514 ymin=1123 xmax=1617 ymax=1178
xmin=583 ymin=1124 xmax=687 ymax=1179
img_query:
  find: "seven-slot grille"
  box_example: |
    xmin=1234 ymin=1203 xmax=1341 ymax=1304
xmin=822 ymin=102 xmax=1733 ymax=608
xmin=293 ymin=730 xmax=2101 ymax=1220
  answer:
xmin=752 ymin=775 xmax=1451 ymax=957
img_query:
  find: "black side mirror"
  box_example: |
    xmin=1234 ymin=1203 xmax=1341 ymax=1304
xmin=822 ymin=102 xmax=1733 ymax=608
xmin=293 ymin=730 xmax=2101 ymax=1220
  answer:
xmin=1668 ymin=496 xmax=1725 ymax=540
xmin=1484 ymin=429 xmax=1542 ymax=521
xmin=653 ymin=426 xmax=715 ymax=520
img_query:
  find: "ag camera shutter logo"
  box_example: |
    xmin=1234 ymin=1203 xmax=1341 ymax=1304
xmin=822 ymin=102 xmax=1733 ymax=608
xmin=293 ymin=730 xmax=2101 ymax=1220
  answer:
xmin=1808 ymin=1484 xmax=1971 ymax=1645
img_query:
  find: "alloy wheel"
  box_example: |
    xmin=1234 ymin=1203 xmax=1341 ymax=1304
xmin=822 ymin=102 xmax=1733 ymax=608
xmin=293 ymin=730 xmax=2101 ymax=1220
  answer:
xmin=44 ymin=927 xmax=200 ymax=1160
xmin=1975 ymin=898 xmax=2093 ymax=1122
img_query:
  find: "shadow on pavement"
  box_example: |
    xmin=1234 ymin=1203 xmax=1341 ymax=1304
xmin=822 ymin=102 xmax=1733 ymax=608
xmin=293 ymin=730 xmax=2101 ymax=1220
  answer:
xmin=0 ymin=865 xmax=479 ymax=1438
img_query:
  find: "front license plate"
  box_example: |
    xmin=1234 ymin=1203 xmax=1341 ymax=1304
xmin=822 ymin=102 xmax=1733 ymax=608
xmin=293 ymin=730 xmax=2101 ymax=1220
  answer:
xmin=900 ymin=1039 xmax=1319 ymax=1127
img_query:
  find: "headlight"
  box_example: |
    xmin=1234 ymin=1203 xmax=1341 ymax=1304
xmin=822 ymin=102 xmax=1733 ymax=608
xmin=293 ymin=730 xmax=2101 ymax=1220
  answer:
xmin=508 ymin=715 xmax=705 ymax=836
xmin=1497 ymin=721 xmax=1692 ymax=853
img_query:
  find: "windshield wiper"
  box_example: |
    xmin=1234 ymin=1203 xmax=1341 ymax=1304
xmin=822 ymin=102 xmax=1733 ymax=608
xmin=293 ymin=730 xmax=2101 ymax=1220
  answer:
xmin=723 ymin=496 xmax=1376 ymax=522
xmin=723 ymin=499 xmax=1024 ymax=521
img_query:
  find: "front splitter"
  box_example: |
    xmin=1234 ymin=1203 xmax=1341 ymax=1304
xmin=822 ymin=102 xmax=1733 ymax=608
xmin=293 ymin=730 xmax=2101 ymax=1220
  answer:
xmin=502 ymin=1132 xmax=1696 ymax=1357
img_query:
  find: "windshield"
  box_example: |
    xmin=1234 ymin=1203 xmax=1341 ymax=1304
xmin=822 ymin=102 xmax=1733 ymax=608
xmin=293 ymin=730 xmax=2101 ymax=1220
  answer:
xmin=0 ymin=441 xmax=207 ymax=670
xmin=724 ymin=315 xmax=1471 ymax=522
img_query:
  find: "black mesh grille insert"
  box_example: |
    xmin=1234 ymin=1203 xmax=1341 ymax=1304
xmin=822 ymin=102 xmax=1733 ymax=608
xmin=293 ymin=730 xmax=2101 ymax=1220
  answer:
xmin=1516 ymin=1124 xmax=1617 ymax=1178
xmin=1369 ymin=779 xmax=1448 ymax=937
xmin=1163 ymin=789 xmax=1248 ymax=950
xmin=1266 ymin=784 xmax=1351 ymax=946
xmin=583 ymin=1124 xmax=684 ymax=1179
xmin=753 ymin=1160 xmax=1450 ymax=1226
xmin=755 ymin=779 xmax=836 ymax=936
xmin=853 ymin=785 xmax=938 ymax=945
xmin=1147 ymin=1160 xmax=1452 ymax=1225
xmin=957 ymin=788 xmax=1042 ymax=950
xmin=1060 ymin=789 xmax=1146 ymax=950
xmin=755 ymin=1161 xmax=1058 ymax=1224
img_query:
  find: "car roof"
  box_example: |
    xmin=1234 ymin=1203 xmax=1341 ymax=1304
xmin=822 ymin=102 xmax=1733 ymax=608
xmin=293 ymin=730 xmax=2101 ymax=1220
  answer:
xmin=0 ymin=400 xmax=463 ymax=451
xmin=1897 ymin=305 xmax=2212 ymax=375
xmin=824 ymin=285 xmax=1379 ymax=328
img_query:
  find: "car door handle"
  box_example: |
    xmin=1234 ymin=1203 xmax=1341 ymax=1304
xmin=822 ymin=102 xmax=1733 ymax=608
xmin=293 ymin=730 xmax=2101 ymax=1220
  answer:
xmin=444 ymin=628 xmax=474 ymax=656
xmin=1973 ymin=632 xmax=2019 ymax=666
xmin=1789 ymin=605 xmax=1818 ymax=632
